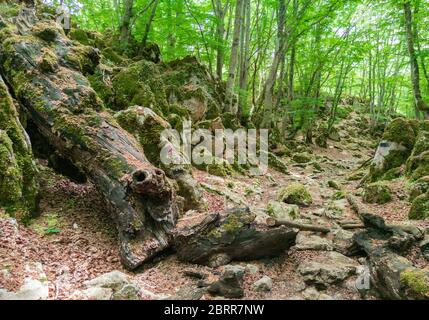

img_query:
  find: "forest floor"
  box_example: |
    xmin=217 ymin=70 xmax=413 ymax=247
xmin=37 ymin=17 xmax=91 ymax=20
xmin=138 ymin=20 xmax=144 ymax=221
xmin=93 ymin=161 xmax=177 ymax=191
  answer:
xmin=1 ymin=112 xmax=428 ymax=300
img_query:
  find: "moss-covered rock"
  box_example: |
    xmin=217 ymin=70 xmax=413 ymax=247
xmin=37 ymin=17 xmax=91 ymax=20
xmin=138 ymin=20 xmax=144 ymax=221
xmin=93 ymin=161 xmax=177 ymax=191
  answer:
xmin=381 ymin=167 xmax=402 ymax=181
xmin=363 ymin=182 xmax=392 ymax=204
xmin=406 ymin=127 xmax=429 ymax=181
xmin=400 ymin=268 xmax=429 ymax=299
xmin=382 ymin=118 xmax=416 ymax=149
xmin=38 ymin=47 xmax=58 ymax=73
xmin=0 ymin=76 xmax=38 ymax=219
xmin=408 ymin=176 xmax=429 ymax=202
xmin=112 ymin=60 xmax=167 ymax=111
xmin=367 ymin=118 xmax=417 ymax=182
xmin=278 ymin=183 xmax=312 ymax=206
xmin=292 ymin=152 xmax=312 ymax=164
xmin=409 ymin=193 xmax=429 ymax=220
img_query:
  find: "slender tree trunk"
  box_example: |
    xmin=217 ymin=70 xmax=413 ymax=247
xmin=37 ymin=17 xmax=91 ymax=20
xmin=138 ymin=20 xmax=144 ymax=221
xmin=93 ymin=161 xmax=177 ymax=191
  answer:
xmin=403 ymin=1 xmax=428 ymax=117
xmin=225 ymin=0 xmax=244 ymax=114
xmin=140 ymin=0 xmax=159 ymax=52
xmin=238 ymin=0 xmax=251 ymax=119
xmin=212 ymin=0 xmax=229 ymax=81
xmin=119 ymin=0 xmax=134 ymax=45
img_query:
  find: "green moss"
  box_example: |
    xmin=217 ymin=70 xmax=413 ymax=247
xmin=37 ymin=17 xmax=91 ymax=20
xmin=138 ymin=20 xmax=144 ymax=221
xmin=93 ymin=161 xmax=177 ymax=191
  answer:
xmin=409 ymin=193 xmax=429 ymax=220
xmin=278 ymin=183 xmax=313 ymax=206
xmin=104 ymin=156 xmax=132 ymax=179
xmin=292 ymin=152 xmax=312 ymax=164
xmin=400 ymin=269 xmax=429 ymax=299
xmin=0 ymin=78 xmax=38 ymax=218
xmin=87 ymin=69 xmax=114 ymax=107
xmin=381 ymin=167 xmax=402 ymax=181
xmin=112 ymin=60 xmax=167 ymax=111
xmin=408 ymin=176 xmax=429 ymax=201
xmin=69 ymin=29 xmax=91 ymax=45
xmin=363 ymin=182 xmax=392 ymax=204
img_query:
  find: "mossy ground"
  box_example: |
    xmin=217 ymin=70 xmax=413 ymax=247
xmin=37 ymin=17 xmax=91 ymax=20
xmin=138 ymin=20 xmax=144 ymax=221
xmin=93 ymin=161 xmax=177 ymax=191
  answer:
xmin=278 ymin=183 xmax=312 ymax=206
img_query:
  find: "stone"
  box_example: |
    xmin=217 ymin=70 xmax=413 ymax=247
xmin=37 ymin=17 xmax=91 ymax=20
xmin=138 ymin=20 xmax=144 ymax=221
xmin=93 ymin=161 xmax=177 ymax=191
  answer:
xmin=266 ymin=201 xmax=299 ymax=220
xmin=295 ymin=232 xmax=333 ymax=251
xmin=253 ymin=276 xmax=273 ymax=292
xmin=327 ymin=180 xmax=341 ymax=190
xmin=82 ymin=271 xmax=141 ymax=300
xmin=81 ymin=287 xmax=113 ymax=300
xmin=298 ymin=252 xmax=359 ymax=289
xmin=333 ymin=229 xmax=358 ymax=256
xmin=302 ymin=287 xmax=320 ymax=300
xmin=363 ymin=182 xmax=392 ymax=204
xmin=208 ymin=265 xmax=245 ymax=298
xmin=420 ymin=237 xmax=429 ymax=260
xmin=173 ymin=284 xmax=205 ymax=300
xmin=278 ymin=183 xmax=313 ymax=206
xmin=409 ymin=193 xmax=429 ymax=220
xmin=245 ymin=264 xmax=259 ymax=275
xmin=408 ymin=176 xmax=429 ymax=201
xmin=0 ymin=262 xmax=49 ymax=300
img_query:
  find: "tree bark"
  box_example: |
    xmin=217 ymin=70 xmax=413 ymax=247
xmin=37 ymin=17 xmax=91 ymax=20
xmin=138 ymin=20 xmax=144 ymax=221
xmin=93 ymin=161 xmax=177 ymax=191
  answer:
xmin=225 ymin=0 xmax=244 ymax=114
xmin=139 ymin=0 xmax=159 ymax=52
xmin=0 ymin=10 xmax=179 ymax=270
xmin=119 ymin=0 xmax=134 ymax=45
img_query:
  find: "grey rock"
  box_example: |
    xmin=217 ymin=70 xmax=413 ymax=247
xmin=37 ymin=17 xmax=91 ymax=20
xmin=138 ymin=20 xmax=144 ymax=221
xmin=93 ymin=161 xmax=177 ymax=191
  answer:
xmin=0 ymin=262 xmax=49 ymax=300
xmin=245 ymin=264 xmax=259 ymax=275
xmin=253 ymin=276 xmax=272 ymax=292
xmin=302 ymin=287 xmax=320 ymax=300
xmin=298 ymin=252 xmax=359 ymax=289
xmin=82 ymin=271 xmax=141 ymax=300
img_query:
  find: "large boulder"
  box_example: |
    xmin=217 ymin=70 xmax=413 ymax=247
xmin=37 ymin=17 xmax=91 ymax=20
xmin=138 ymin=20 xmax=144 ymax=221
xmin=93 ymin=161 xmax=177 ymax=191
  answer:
xmin=367 ymin=118 xmax=417 ymax=182
xmin=363 ymin=182 xmax=392 ymax=204
xmin=208 ymin=265 xmax=245 ymax=298
xmin=297 ymin=251 xmax=359 ymax=289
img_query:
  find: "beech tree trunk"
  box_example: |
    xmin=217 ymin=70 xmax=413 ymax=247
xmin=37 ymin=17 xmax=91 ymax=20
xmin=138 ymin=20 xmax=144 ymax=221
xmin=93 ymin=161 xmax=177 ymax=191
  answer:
xmin=225 ymin=0 xmax=244 ymax=114
xmin=403 ymin=1 xmax=428 ymax=117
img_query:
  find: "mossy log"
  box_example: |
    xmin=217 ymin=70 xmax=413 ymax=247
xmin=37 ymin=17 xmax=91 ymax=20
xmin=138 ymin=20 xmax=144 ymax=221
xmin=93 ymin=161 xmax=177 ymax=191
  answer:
xmin=0 ymin=9 xmax=180 ymax=269
xmin=173 ymin=208 xmax=298 ymax=267
xmin=0 ymin=75 xmax=38 ymax=218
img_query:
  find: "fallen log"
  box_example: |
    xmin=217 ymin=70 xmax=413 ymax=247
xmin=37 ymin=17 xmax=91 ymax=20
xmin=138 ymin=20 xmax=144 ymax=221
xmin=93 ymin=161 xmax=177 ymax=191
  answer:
xmin=265 ymin=217 xmax=331 ymax=233
xmin=174 ymin=208 xmax=298 ymax=267
xmin=0 ymin=9 xmax=179 ymax=269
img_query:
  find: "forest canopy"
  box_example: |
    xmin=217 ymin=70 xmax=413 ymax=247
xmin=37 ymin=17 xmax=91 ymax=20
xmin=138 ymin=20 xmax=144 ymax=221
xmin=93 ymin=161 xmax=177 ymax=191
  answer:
xmin=40 ymin=0 xmax=429 ymax=123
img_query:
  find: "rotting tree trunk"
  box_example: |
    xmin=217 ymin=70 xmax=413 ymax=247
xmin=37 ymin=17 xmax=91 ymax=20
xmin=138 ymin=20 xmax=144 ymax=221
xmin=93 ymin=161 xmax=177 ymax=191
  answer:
xmin=173 ymin=208 xmax=298 ymax=267
xmin=0 ymin=9 xmax=179 ymax=270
